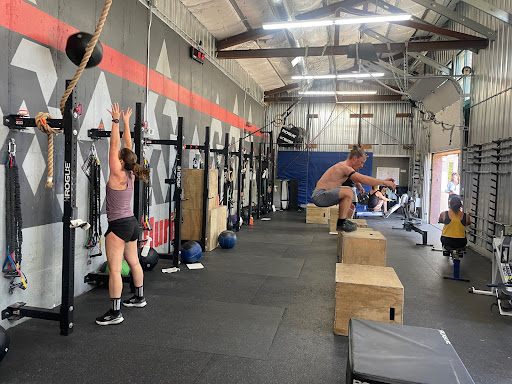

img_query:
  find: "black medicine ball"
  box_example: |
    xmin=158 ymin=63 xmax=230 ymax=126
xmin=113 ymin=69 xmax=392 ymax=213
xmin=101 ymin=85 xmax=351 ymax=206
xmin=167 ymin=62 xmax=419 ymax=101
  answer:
xmin=139 ymin=248 xmax=159 ymax=271
xmin=66 ymin=32 xmax=103 ymax=68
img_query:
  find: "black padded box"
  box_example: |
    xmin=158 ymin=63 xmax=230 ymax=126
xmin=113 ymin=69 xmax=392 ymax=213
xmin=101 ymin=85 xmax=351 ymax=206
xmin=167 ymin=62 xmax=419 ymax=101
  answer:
xmin=347 ymin=319 xmax=475 ymax=384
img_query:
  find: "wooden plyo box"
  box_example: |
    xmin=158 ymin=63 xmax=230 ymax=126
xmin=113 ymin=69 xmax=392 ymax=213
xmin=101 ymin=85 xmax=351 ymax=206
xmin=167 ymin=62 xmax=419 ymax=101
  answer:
xmin=337 ymin=230 xmax=386 ymax=266
xmin=306 ymin=203 xmax=329 ymax=224
xmin=306 ymin=204 xmax=330 ymax=224
xmin=181 ymin=205 xmax=227 ymax=251
xmin=334 ymin=263 xmax=404 ymax=336
xmin=329 ymin=207 xmax=367 ymax=233
xmin=182 ymin=169 xmax=218 ymax=211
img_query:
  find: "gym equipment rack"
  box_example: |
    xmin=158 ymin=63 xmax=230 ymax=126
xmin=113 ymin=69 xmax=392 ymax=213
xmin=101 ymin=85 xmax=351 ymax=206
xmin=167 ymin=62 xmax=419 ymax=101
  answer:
xmin=2 ymin=81 xmax=78 ymax=336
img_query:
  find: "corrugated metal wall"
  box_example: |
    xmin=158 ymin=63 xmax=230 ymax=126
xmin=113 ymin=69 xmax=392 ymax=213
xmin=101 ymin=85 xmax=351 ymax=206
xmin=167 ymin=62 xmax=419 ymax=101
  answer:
xmin=144 ymin=0 xmax=265 ymax=104
xmin=430 ymin=1 xmax=512 ymax=255
xmin=266 ymin=102 xmax=413 ymax=156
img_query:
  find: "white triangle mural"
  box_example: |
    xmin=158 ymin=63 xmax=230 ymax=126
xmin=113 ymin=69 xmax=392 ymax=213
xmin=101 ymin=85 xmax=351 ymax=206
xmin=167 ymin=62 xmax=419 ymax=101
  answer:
xmin=163 ymin=99 xmax=178 ymax=135
xmin=156 ymin=149 xmax=167 ymax=207
xmin=233 ymin=95 xmax=239 ymax=115
xmin=189 ymin=126 xmax=200 ymax=168
xmin=22 ymin=135 xmax=47 ymax=195
xmin=18 ymin=100 xmax=28 ymax=116
xmin=47 ymin=106 xmax=62 ymax=119
xmin=11 ymin=38 xmax=57 ymax=105
xmin=79 ymin=72 xmax=112 ymax=141
xmin=156 ymin=40 xmax=171 ymax=79
xmin=0 ymin=106 xmax=8 ymax=152
xmin=144 ymin=91 xmax=159 ymax=139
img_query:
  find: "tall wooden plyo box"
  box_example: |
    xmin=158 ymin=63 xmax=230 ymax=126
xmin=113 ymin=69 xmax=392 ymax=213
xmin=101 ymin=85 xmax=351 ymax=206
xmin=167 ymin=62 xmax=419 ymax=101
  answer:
xmin=337 ymin=230 xmax=386 ymax=266
xmin=329 ymin=206 xmax=368 ymax=233
xmin=334 ymin=263 xmax=404 ymax=336
xmin=181 ymin=169 xmax=226 ymax=251
xmin=306 ymin=203 xmax=330 ymax=224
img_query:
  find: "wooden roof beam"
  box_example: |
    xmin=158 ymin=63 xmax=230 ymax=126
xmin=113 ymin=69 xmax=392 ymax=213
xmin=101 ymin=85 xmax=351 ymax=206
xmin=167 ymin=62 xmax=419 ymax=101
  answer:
xmin=264 ymin=95 xmax=404 ymax=103
xmin=264 ymin=83 xmax=301 ymax=96
xmin=217 ymin=39 xmax=489 ymax=59
xmin=216 ymin=28 xmax=279 ymax=50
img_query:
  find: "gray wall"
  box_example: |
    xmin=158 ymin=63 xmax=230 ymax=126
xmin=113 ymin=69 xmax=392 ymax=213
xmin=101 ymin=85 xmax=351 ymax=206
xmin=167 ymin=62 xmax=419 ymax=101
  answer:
xmin=372 ymin=156 xmax=410 ymax=188
xmin=0 ymin=0 xmax=264 ymax=328
xmin=266 ymin=102 xmax=413 ymax=156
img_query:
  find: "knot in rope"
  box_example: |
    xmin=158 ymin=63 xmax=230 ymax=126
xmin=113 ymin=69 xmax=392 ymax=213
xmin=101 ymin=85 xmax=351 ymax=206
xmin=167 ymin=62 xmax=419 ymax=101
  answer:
xmin=35 ymin=112 xmax=61 ymax=188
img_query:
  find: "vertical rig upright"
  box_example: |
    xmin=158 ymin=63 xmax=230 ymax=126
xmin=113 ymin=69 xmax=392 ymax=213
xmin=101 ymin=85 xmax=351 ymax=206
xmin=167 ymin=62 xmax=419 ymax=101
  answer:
xmin=247 ymin=141 xmax=254 ymax=222
xmin=269 ymin=131 xmax=275 ymax=211
xmin=133 ymin=102 xmax=144 ymax=225
xmin=200 ymin=127 xmax=211 ymax=251
xmin=60 ymin=80 xmax=78 ymax=336
xmin=236 ymin=137 xmax=243 ymax=232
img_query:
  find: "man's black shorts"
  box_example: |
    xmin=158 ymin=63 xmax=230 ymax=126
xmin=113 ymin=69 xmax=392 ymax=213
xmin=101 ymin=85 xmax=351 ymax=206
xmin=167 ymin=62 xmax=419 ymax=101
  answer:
xmin=105 ymin=216 xmax=139 ymax=242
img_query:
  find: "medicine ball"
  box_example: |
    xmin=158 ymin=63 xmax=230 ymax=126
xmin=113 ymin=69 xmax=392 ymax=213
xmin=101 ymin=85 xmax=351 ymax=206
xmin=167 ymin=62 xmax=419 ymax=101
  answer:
xmin=218 ymin=230 xmax=237 ymax=249
xmin=104 ymin=260 xmax=131 ymax=276
xmin=181 ymin=241 xmax=202 ymax=263
xmin=0 ymin=326 xmax=9 ymax=363
xmin=139 ymin=248 xmax=159 ymax=271
xmin=65 ymin=32 xmax=103 ymax=68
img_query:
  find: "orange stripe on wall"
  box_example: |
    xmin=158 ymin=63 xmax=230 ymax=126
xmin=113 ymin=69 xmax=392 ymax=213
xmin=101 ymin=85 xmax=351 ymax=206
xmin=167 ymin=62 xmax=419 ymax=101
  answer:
xmin=0 ymin=0 xmax=261 ymax=136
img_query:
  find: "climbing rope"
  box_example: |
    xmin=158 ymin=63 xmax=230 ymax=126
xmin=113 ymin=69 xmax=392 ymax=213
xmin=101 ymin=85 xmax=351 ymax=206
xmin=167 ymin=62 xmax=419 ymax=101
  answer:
xmin=36 ymin=0 xmax=113 ymax=188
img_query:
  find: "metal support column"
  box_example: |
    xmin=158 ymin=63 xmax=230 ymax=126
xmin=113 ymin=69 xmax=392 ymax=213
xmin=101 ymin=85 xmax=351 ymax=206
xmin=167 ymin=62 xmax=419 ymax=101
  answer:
xmin=133 ymin=102 xmax=143 ymax=224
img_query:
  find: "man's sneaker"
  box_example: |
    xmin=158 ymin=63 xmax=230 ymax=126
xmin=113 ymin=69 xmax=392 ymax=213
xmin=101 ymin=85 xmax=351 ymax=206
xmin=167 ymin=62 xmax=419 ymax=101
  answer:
xmin=337 ymin=220 xmax=358 ymax=232
xmin=122 ymin=295 xmax=147 ymax=308
xmin=95 ymin=310 xmax=124 ymax=326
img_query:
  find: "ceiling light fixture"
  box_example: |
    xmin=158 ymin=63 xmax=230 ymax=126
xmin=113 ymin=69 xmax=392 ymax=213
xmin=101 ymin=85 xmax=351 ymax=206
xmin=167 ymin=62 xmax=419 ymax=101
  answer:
xmin=298 ymin=91 xmax=378 ymax=96
xmin=292 ymin=73 xmax=385 ymax=80
xmin=262 ymin=14 xmax=411 ymax=30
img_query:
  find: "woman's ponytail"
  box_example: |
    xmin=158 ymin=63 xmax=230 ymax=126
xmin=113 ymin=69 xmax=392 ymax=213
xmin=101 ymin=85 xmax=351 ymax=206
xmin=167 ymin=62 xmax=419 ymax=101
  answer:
xmin=133 ymin=163 xmax=150 ymax=183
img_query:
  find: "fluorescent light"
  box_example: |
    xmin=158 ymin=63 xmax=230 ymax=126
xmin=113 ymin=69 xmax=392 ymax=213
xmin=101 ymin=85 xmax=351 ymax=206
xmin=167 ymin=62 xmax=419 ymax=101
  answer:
xmin=337 ymin=91 xmax=377 ymax=95
xmin=292 ymin=75 xmax=336 ymax=80
xmin=292 ymin=73 xmax=385 ymax=80
xmin=262 ymin=14 xmax=411 ymax=30
xmin=299 ymin=91 xmax=378 ymax=96
xmin=337 ymin=73 xmax=384 ymax=79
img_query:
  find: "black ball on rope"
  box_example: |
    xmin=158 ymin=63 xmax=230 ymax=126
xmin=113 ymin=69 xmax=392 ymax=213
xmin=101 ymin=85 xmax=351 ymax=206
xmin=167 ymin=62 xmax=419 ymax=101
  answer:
xmin=65 ymin=32 xmax=103 ymax=68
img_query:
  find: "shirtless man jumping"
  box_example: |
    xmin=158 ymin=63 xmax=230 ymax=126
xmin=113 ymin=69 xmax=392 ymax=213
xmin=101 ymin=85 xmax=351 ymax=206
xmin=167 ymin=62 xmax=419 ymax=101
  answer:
xmin=312 ymin=147 xmax=396 ymax=232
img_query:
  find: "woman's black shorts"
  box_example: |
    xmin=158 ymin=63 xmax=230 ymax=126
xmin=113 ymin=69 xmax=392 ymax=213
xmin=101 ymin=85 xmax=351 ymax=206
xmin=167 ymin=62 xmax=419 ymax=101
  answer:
xmin=105 ymin=216 xmax=139 ymax=242
xmin=441 ymin=236 xmax=467 ymax=249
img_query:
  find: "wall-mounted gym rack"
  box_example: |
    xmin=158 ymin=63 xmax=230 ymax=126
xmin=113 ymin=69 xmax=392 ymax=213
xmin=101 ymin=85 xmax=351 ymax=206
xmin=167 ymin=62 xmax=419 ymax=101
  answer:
xmin=242 ymin=141 xmax=255 ymax=224
xmin=2 ymin=81 xmax=78 ymax=335
xmin=463 ymin=138 xmax=512 ymax=252
xmin=254 ymin=131 xmax=274 ymax=218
